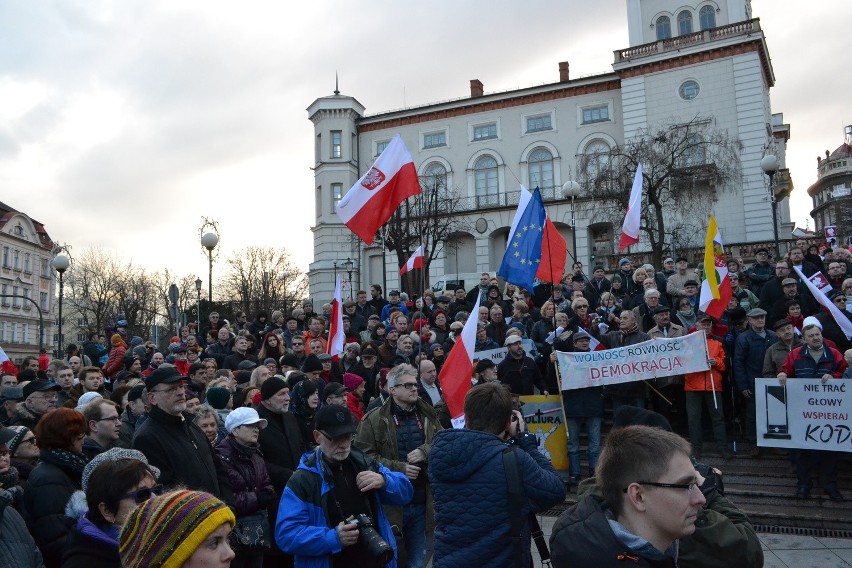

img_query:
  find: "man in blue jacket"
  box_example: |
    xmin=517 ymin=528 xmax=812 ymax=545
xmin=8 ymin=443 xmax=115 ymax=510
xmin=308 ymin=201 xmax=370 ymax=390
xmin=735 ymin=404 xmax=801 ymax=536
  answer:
xmin=428 ymin=382 xmax=566 ymax=568
xmin=733 ymin=307 xmax=777 ymax=456
xmin=275 ymin=405 xmax=413 ymax=568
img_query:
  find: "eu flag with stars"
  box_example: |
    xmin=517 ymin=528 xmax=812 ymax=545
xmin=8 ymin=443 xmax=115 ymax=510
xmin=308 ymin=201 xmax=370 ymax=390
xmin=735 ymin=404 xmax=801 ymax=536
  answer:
xmin=498 ymin=188 xmax=547 ymax=290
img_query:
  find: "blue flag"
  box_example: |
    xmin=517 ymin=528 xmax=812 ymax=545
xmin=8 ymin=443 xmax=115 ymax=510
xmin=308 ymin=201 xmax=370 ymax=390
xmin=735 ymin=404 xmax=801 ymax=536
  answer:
xmin=497 ymin=188 xmax=546 ymax=290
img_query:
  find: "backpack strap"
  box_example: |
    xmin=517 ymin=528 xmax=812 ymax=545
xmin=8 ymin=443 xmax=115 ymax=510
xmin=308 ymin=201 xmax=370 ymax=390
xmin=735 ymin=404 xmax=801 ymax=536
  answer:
xmin=503 ymin=444 xmax=552 ymax=567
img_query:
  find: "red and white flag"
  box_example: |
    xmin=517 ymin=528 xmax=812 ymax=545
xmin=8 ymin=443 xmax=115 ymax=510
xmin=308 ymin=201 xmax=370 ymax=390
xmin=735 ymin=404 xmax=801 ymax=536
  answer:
xmin=798 ymin=268 xmax=852 ymax=340
xmin=438 ymin=294 xmax=482 ymax=428
xmin=336 ymin=135 xmax=421 ymax=245
xmin=327 ymin=276 xmax=345 ymax=358
xmin=619 ymin=164 xmax=642 ymax=251
xmin=399 ymin=245 xmax=425 ymax=276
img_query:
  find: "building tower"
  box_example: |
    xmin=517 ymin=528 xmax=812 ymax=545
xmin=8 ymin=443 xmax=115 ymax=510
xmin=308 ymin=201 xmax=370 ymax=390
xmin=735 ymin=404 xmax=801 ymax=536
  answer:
xmin=306 ymin=89 xmax=365 ymax=303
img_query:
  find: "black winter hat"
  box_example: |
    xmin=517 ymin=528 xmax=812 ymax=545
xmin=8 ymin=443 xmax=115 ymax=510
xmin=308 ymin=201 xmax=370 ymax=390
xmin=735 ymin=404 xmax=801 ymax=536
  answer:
xmin=260 ymin=376 xmax=288 ymax=401
xmin=301 ymin=354 xmax=323 ymax=373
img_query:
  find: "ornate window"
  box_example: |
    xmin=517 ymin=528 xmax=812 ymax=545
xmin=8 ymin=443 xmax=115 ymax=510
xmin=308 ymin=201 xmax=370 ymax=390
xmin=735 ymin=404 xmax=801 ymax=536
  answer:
xmin=421 ymin=162 xmax=448 ymax=192
xmin=528 ymin=149 xmax=555 ymax=197
xmin=582 ymin=140 xmax=611 ymax=185
xmin=474 ymin=156 xmax=499 ymax=206
xmin=699 ymin=6 xmax=716 ymax=30
xmin=679 ymin=80 xmax=700 ymax=100
xmin=656 ymin=16 xmax=672 ymax=40
xmin=680 ymin=135 xmax=706 ymax=167
xmin=677 ymin=10 xmax=693 ymax=35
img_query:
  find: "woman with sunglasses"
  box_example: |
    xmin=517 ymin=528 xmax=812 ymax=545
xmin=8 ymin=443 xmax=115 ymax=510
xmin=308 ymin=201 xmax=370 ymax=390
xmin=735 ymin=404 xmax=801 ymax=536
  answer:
xmin=64 ymin=449 xmax=160 ymax=568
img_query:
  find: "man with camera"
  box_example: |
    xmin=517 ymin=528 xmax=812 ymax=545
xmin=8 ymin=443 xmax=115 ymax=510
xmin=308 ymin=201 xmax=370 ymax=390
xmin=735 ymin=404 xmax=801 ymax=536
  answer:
xmin=355 ymin=363 xmax=442 ymax=568
xmin=275 ymin=405 xmax=413 ymax=568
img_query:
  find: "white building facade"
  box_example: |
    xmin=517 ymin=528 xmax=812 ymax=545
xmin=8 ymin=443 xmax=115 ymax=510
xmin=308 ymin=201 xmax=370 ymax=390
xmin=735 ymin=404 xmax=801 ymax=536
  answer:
xmin=308 ymin=0 xmax=793 ymax=301
xmin=0 ymin=202 xmax=60 ymax=364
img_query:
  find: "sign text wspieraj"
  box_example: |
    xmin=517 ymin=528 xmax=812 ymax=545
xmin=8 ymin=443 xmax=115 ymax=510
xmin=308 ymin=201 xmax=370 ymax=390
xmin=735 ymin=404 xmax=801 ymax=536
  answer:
xmin=555 ymin=332 xmax=710 ymax=390
xmin=755 ymin=378 xmax=851 ymax=452
xmin=519 ymin=395 xmax=568 ymax=471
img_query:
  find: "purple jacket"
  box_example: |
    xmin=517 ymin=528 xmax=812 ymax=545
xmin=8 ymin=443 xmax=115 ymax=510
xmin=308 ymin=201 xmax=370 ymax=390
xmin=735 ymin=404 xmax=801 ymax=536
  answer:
xmin=215 ymin=436 xmax=275 ymax=517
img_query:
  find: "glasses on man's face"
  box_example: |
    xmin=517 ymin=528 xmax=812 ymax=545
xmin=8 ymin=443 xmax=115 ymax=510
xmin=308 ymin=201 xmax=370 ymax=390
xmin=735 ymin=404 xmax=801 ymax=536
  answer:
xmin=833 ymin=297 xmax=847 ymax=304
xmin=623 ymin=480 xmax=700 ymax=495
xmin=121 ymin=484 xmax=164 ymax=505
xmin=320 ymin=431 xmax=355 ymax=445
xmin=35 ymin=393 xmax=58 ymax=401
xmin=292 ymin=342 xmax=304 ymax=347
xmin=393 ymin=382 xmax=419 ymax=391
xmin=20 ymin=437 xmax=37 ymax=447
xmin=97 ymin=415 xmax=122 ymax=423
xmin=153 ymin=384 xmax=184 ymax=395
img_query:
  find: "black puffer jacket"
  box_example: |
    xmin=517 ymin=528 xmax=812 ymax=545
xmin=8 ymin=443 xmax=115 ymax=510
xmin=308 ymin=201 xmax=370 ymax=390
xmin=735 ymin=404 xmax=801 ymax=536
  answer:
xmin=255 ymin=403 xmax=302 ymax=493
xmin=0 ymin=489 xmax=44 ymax=568
xmin=23 ymin=454 xmax=83 ymax=568
xmin=131 ymin=405 xmax=233 ymax=505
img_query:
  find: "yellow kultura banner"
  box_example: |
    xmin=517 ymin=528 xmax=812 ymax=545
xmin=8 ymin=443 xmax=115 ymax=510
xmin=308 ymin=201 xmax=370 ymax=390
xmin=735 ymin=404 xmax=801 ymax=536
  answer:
xmin=519 ymin=395 xmax=568 ymax=471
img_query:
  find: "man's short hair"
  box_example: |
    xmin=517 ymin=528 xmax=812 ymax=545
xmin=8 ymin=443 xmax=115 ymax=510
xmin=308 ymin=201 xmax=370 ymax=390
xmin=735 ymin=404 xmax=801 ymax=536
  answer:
xmin=386 ymin=363 xmax=416 ymax=388
xmin=79 ymin=366 xmax=103 ymax=381
xmin=597 ymin=425 xmax=691 ymax=517
xmin=83 ymin=398 xmax=120 ymax=424
xmin=464 ymin=382 xmax=512 ymax=436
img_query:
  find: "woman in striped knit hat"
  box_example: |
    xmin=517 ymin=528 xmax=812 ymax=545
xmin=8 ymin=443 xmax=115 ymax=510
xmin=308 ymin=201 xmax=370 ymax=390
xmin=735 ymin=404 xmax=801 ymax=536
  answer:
xmin=119 ymin=489 xmax=235 ymax=568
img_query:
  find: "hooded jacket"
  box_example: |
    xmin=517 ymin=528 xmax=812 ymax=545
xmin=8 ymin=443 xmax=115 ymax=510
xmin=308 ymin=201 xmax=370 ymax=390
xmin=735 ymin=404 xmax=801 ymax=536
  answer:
xmin=275 ymin=447 xmax=412 ymax=568
xmin=428 ymin=429 xmax=565 ymax=568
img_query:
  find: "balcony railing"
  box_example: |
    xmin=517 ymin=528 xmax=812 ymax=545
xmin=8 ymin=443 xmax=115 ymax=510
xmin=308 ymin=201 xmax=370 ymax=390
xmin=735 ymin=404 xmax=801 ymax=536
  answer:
xmin=452 ymin=186 xmax=562 ymax=213
xmin=614 ymin=19 xmax=761 ymax=64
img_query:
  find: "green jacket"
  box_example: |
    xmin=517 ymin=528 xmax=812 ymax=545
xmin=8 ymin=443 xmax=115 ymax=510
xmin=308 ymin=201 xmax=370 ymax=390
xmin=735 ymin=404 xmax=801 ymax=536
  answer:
xmin=575 ymin=478 xmax=763 ymax=568
xmin=354 ymin=397 xmax=442 ymax=531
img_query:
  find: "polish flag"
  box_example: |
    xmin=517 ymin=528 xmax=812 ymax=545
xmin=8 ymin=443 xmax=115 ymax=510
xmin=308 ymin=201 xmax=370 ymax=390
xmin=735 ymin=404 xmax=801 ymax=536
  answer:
xmin=578 ymin=327 xmax=604 ymax=351
xmin=438 ymin=294 xmax=482 ymax=428
xmin=336 ymin=135 xmax=421 ymax=245
xmin=327 ymin=275 xmax=345 ymax=359
xmin=619 ymin=164 xmax=642 ymax=251
xmin=399 ymin=245 xmax=425 ymax=276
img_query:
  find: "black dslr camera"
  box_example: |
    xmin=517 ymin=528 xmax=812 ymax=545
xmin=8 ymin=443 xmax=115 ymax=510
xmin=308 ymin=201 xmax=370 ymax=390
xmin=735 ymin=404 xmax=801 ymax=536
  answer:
xmin=346 ymin=513 xmax=394 ymax=565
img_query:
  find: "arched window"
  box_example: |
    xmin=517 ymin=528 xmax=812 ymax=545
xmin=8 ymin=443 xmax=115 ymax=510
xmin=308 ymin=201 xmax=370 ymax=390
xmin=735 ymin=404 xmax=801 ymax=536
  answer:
xmin=582 ymin=140 xmax=611 ymax=186
xmin=699 ymin=6 xmax=716 ymax=30
xmin=528 ymin=148 xmax=554 ymax=198
xmin=677 ymin=10 xmax=693 ymax=35
xmin=656 ymin=15 xmax=672 ymax=40
xmin=421 ymin=162 xmax=447 ymax=192
xmin=680 ymin=134 xmax=705 ymax=167
xmin=474 ymin=156 xmax=499 ymax=206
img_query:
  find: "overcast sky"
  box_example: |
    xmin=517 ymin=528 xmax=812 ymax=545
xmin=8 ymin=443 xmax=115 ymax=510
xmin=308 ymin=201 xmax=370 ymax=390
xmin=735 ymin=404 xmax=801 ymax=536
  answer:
xmin=1 ymin=0 xmax=849 ymax=284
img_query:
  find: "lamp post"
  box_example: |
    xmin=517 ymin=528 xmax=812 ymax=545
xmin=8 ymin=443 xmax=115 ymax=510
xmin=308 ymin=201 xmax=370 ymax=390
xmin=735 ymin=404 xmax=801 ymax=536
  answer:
xmin=562 ymin=180 xmax=581 ymax=262
xmin=344 ymin=258 xmax=354 ymax=300
xmin=201 ymin=232 xmax=219 ymax=304
xmin=760 ymin=154 xmax=780 ymax=258
xmin=195 ymin=277 xmax=202 ymax=331
xmin=51 ymin=254 xmax=70 ymax=360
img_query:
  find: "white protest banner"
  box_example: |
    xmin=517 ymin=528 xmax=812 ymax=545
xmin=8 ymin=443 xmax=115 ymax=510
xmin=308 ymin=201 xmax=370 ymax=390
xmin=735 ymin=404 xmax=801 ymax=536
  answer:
xmin=556 ymin=331 xmax=709 ymax=391
xmin=755 ymin=377 xmax=851 ymax=452
xmin=474 ymin=339 xmax=538 ymax=365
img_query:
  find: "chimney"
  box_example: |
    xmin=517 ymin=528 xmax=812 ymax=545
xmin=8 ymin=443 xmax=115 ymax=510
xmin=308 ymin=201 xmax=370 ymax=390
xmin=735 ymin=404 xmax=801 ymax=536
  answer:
xmin=559 ymin=61 xmax=570 ymax=82
xmin=470 ymin=79 xmax=484 ymax=98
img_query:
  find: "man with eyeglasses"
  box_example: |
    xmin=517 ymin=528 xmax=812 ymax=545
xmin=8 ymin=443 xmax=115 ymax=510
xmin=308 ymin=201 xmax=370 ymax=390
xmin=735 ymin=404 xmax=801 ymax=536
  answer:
xmin=277 ymin=405 xmax=412 ymax=567
xmin=11 ymin=379 xmax=61 ymax=430
xmin=81 ymin=398 xmax=122 ymax=459
xmin=132 ymin=365 xmax=233 ymax=505
xmin=356 ymin=363 xmax=442 ymax=568
xmin=551 ymin=421 xmax=763 ymax=567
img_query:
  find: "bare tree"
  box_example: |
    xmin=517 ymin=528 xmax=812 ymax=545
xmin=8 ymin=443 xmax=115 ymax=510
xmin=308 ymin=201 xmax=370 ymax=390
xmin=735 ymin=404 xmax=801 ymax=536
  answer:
xmin=65 ymin=248 xmax=125 ymax=336
xmin=220 ymin=246 xmax=307 ymax=318
xmin=585 ymin=118 xmax=742 ymax=266
xmin=381 ymin=170 xmax=471 ymax=292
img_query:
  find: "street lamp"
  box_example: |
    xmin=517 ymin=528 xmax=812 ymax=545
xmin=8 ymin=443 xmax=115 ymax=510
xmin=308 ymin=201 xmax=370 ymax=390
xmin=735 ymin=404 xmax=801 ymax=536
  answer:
xmin=562 ymin=180 xmax=581 ymax=262
xmin=195 ymin=277 xmax=202 ymax=331
xmin=344 ymin=258 xmax=354 ymax=300
xmin=760 ymin=154 xmax=780 ymax=258
xmin=201 ymin=232 xmax=219 ymax=304
xmin=51 ymin=254 xmax=70 ymax=360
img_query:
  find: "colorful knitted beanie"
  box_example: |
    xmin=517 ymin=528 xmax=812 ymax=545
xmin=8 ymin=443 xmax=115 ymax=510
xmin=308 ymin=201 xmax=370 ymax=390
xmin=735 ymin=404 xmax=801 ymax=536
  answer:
xmin=119 ymin=489 xmax=235 ymax=568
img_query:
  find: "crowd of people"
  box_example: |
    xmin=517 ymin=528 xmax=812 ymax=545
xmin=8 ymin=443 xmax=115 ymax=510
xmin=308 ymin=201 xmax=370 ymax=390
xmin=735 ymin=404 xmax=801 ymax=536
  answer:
xmin=0 ymin=241 xmax=848 ymax=566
